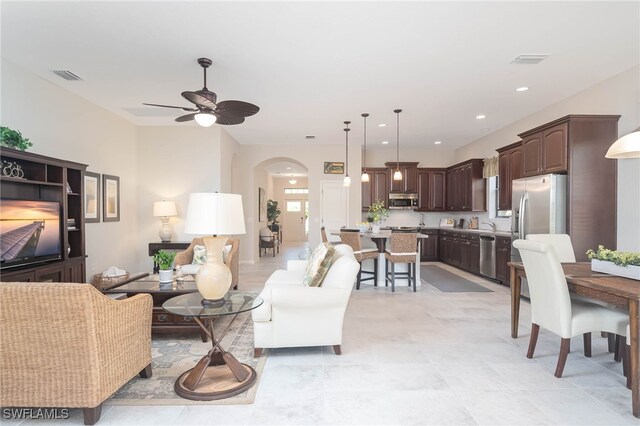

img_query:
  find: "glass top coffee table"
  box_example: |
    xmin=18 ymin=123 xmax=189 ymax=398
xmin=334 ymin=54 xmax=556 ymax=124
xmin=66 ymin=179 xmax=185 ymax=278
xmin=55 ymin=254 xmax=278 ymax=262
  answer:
xmin=162 ymin=291 xmax=263 ymax=400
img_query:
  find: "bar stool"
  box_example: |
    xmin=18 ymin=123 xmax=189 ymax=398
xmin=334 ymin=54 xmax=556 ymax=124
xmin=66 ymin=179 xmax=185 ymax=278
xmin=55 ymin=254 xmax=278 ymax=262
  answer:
xmin=339 ymin=229 xmax=378 ymax=289
xmin=384 ymin=229 xmax=418 ymax=292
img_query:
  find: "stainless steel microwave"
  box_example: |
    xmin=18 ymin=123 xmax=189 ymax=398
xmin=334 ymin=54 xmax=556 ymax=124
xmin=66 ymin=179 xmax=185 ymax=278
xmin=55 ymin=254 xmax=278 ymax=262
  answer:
xmin=388 ymin=193 xmax=418 ymax=209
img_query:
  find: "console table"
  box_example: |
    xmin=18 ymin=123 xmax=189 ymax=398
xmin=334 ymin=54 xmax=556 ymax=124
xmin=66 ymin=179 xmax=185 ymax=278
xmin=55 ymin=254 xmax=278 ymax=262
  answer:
xmin=149 ymin=241 xmax=191 ymax=273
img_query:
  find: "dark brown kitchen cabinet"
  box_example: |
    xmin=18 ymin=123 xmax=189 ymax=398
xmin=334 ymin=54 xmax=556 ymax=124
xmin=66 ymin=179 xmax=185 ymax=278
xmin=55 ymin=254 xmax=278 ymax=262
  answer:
xmin=518 ymin=115 xmax=620 ymax=261
xmin=521 ymin=122 xmax=568 ymax=177
xmin=385 ymin=162 xmax=418 ymax=193
xmin=497 ymin=142 xmax=523 ymax=211
xmin=419 ymin=230 xmax=439 ymax=261
xmin=495 ymin=236 xmax=511 ymax=285
xmin=361 ymin=167 xmax=388 ymax=211
xmin=445 ymin=159 xmax=485 ymax=211
xmin=416 ymin=168 xmax=446 ymax=211
xmin=438 ymin=231 xmax=480 ymax=275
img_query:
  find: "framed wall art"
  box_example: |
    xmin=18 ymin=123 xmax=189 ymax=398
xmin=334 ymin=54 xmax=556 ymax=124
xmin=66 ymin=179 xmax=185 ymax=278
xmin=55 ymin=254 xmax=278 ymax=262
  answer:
xmin=258 ymin=187 xmax=267 ymax=222
xmin=324 ymin=162 xmax=344 ymax=174
xmin=102 ymin=174 xmax=120 ymax=222
xmin=84 ymin=171 xmax=100 ymax=223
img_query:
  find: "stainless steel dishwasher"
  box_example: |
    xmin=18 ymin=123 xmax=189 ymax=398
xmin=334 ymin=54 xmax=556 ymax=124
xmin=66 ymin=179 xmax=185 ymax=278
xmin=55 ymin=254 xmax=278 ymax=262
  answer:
xmin=479 ymin=235 xmax=496 ymax=279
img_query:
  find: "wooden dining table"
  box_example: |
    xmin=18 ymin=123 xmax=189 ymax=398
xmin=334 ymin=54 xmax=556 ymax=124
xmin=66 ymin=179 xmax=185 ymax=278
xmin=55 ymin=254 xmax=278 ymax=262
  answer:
xmin=509 ymin=261 xmax=640 ymax=418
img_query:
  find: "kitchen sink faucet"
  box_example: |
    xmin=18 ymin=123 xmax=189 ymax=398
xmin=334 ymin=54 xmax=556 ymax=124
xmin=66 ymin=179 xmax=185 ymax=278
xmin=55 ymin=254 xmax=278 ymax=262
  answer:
xmin=482 ymin=221 xmax=496 ymax=231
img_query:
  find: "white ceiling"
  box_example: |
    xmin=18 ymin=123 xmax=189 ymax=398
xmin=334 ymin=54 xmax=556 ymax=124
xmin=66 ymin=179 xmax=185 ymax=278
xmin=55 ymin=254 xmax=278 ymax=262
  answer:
xmin=263 ymin=161 xmax=308 ymax=177
xmin=2 ymin=1 xmax=638 ymax=148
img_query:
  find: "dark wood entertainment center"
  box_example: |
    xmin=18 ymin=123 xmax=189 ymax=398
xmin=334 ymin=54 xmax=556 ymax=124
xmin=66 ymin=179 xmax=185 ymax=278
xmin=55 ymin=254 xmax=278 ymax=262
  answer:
xmin=0 ymin=147 xmax=87 ymax=283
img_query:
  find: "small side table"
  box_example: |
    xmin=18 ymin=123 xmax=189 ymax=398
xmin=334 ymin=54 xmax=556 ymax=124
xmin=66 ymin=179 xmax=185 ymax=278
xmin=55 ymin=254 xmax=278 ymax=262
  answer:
xmin=162 ymin=292 xmax=263 ymax=400
xmin=149 ymin=242 xmax=191 ymax=273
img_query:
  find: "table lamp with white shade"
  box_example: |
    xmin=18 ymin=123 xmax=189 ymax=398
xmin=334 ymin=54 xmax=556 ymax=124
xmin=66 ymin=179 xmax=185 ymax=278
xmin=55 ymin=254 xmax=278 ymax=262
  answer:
xmin=153 ymin=200 xmax=178 ymax=242
xmin=184 ymin=192 xmax=246 ymax=305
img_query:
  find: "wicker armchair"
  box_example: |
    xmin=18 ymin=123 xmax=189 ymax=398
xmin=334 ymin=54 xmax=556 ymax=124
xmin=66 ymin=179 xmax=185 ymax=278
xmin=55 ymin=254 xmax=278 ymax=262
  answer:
xmin=174 ymin=237 xmax=240 ymax=289
xmin=0 ymin=282 xmax=152 ymax=425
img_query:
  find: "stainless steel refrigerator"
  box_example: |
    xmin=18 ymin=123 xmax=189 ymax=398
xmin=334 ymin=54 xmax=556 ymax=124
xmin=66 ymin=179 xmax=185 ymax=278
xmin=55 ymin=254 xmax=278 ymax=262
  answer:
xmin=511 ymin=173 xmax=567 ymax=261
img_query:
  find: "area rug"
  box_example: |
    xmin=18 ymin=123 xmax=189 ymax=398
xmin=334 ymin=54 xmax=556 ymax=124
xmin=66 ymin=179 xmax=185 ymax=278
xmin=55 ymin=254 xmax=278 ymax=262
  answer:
xmin=106 ymin=312 xmax=267 ymax=406
xmin=421 ymin=265 xmax=493 ymax=292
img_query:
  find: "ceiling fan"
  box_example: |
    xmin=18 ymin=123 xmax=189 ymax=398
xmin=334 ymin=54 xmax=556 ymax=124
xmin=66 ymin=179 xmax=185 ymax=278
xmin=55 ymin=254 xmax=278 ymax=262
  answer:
xmin=143 ymin=57 xmax=259 ymax=127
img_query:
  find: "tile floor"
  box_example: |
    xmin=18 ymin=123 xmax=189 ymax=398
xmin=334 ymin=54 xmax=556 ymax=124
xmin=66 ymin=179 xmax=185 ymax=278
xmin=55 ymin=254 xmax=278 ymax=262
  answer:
xmin=13 ymin=243 xmax=638 ymax=425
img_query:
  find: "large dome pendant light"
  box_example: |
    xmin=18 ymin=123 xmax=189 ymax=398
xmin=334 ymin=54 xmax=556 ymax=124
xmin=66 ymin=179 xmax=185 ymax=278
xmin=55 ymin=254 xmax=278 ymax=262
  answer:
xmin=343 ymin=121 xmax=352 ymax=187
xmin=393 ymin=109 xmax=403 ymax=181
xmin=361 ymin=113 xmax=370 ymax=183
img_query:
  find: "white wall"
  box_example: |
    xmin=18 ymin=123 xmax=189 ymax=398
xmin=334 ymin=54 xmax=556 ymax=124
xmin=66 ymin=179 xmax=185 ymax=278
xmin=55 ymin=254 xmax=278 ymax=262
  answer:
xmin=1 ymin=59 xmax=141 ymax=277
xmin=455 ymin=66 xmax=640 ymax=250
xmin=136 ymin=126 xmax=223 ymax=271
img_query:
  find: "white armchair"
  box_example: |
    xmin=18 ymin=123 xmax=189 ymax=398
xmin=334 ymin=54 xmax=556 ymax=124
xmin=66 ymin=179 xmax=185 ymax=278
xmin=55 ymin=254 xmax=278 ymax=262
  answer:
xmin=252 ymin=244 xmax=359 ymax=356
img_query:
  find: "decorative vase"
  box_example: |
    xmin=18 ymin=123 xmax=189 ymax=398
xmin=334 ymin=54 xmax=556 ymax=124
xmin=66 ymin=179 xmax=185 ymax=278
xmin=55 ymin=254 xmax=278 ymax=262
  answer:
xmin=158 ymin=269 xmax=173 ymax=283
xmin=591 ymin=259 xmax=640 ymax=281
xmin=196 ymin=236 xmax=233 ymax=302
xmin=371 ymin=224 xmax=381 ymax=234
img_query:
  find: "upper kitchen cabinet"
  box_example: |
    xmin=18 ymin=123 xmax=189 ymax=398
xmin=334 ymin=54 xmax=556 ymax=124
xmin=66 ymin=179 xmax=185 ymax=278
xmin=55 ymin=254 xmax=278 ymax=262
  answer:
xmin=497 ymin=141 xmax=523 ymax=211
xmin=518 ymin=114 xmax=620 ymax=260
xmin=416 ymin=169 xmax=446 ymax=211
xmin=361 ymin=167 xmax=389 ymax=211
xmin=385 ymin=162 xmax=418 ymax=193
xmin=521 ymin=122 xmax=568 ymax=177
xmin=445 ymin=159 xmax=485 ymax=211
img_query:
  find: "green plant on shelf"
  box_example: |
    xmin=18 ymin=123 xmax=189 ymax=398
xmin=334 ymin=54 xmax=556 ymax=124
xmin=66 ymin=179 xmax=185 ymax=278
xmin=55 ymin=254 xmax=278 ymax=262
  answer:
xmin=1 ymin=126 xmax=32 ymax=151
xmin=586 ymin=245 xmax=640 ymax=267
xmin=152 ymin=250 xmax=176 ymax=271
xmin=367 ymin=200 xmax=389 ymax=224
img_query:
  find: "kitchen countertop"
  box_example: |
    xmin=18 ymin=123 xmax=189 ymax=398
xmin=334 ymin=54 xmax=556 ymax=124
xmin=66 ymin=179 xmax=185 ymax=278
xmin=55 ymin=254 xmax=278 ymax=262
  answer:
xmin=416 ymin=227 xmax=512 ymax=237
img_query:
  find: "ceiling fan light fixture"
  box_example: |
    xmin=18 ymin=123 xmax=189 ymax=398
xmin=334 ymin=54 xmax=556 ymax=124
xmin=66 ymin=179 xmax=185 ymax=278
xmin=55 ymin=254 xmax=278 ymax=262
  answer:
xmin=605 ymin=129 xmax=640 ymax=159
xmin=194 ymin=112 xmax=216 ymax=127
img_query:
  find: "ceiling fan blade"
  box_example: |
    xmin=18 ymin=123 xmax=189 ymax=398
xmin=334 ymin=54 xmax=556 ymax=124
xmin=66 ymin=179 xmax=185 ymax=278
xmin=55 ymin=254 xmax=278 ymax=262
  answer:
xmin=175 ymin=113 xmax=197 ymax=123
xmin=214 ymin=113 xmax=245 ymax=125
xmin=181 ymin=91 xmax=216 ymax=109
xmin=216 ymin=100 xmax=260 ymax=117
xmin=143 ymin=102 xmax=197 ymax=112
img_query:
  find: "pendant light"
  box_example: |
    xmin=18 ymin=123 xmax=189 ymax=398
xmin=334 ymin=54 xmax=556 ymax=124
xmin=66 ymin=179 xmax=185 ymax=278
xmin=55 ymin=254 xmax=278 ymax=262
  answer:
xmin=288 ymin=174 xmax=297 ymax=185
xmin=393 ymin=109 xmax=403 ymax=181
xmin=605 ymin=128 xmax=640 ymax=158
xmin=343 ymin=121 xmax=351 ymax=187
xmin=361 ymin=113 xmax=370 ymax=182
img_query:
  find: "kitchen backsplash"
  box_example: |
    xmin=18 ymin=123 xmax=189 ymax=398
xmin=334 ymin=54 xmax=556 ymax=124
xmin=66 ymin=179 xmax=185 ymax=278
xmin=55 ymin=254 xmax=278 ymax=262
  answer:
xmin=361 ymin=210 xmax=511 ymax=232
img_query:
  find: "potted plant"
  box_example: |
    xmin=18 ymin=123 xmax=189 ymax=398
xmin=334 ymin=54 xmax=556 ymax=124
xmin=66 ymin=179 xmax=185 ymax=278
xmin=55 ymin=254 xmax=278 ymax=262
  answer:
xmin=586 ymin=245 xmax=640 ymax=280
xmin=367 ymin=200 xmax=389 ymax=233
xmin=153 ymin=250 xmax=176 ymax=283
xmin=267 ymin=199 xmax=281 ymax=231
xmin=0 ymin=127 xmax=32 ymax=151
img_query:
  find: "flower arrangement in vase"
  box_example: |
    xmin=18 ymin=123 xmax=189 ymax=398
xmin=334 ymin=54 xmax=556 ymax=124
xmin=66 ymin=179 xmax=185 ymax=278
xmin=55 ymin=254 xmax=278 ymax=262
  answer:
xmin=586 ymin=245 xmax=640 ymax=281
xmin=367 ymin=200 xmax=389 ymax=233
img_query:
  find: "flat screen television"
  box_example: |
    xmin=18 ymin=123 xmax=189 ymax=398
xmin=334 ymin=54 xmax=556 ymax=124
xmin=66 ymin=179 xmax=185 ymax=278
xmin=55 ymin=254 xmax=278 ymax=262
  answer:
xmin=0 ymin=199 xmax=62 ymax=269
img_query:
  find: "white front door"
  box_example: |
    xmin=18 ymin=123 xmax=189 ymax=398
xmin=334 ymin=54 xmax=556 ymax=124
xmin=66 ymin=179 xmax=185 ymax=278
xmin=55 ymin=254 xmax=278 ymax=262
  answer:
xmin=321 ymin=181 xmax=349 ymax=237
xmin=283 ymin=199 xmax=307 ymax=242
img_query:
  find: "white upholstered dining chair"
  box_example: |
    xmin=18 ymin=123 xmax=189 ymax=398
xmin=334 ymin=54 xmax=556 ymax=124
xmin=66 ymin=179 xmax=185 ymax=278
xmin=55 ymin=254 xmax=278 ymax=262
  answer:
xmin=526 ymin=234 xmax=576 ymax=262
xmin=513 ymin=239 xmax=628 ymax=378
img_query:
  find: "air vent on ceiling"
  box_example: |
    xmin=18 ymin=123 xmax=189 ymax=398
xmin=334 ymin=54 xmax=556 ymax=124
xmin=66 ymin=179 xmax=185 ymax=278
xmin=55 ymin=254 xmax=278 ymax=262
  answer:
xmin=52 ymin=70 xmax=83 ymax=81
xmin=511 ymin=55 xmax=549 ymax=64
xmin=305 ymin=135 xmax=316 ymax=140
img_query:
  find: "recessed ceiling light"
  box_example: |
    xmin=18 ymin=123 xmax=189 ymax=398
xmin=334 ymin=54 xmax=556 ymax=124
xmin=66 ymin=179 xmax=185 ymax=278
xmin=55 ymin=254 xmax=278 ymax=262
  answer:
xmin=381 ymin=140 xmax=389 ymax=145
xmin=378 ymin=124 xmax=387 ymax=127
xmin=434 ymin=141 xmax=442 ymax=145
xmin=516 ymin=87 xmax=529 ymax=92
xmin=476 ymin=115 xmax=486 ymax=120
xmin=286 ymin=167 xmax=292 ymax=170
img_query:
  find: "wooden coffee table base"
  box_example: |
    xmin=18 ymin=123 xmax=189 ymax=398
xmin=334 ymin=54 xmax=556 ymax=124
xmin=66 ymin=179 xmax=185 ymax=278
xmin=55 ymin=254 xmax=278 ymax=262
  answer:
xmin=175 ymin=361 xmax=257 ymax=400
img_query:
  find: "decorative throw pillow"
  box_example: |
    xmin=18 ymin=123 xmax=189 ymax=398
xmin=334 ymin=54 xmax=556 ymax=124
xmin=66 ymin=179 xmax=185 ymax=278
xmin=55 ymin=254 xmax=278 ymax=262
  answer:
xmin=192 ymin=244 xmax=233 ymax=264
xmin=192 ymin=245 xmax=207 ymax=264
xmin=302 ymin=243 xmax=335 ymax=287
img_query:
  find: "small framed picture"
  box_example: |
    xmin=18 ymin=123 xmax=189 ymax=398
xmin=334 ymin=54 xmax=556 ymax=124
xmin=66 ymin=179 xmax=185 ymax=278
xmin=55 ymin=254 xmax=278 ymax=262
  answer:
xmin=84 ymin=171 xmax=100 ymax=223
xmin=102 ymin=174 xmax=120 ymax=222
xmin=324 ymin=162 xmax=344 ymax=174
